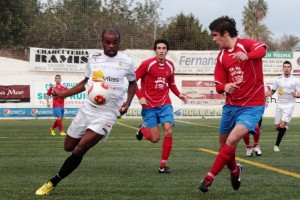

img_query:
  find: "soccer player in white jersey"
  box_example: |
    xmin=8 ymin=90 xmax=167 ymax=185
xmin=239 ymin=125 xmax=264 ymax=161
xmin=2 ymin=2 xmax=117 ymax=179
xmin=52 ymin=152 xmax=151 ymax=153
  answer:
xmin=266 ymin=61 xmax=300 ymax=152
xmin=35 ymin=28 xmax=137 ymax=195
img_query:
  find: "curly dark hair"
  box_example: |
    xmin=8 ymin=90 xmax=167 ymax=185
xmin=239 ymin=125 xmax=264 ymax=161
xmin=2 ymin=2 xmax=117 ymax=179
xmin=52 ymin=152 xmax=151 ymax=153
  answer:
xmin=153 ymin=38 xmax=169 ymax=51
xmin=209 ymin=16 xmax=238 ymax=37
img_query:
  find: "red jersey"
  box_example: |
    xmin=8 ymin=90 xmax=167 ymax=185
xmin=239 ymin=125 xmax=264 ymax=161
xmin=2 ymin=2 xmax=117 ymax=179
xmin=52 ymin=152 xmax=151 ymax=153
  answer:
xmin=214 ymin=38 xmax=267 ymax=106
xmin=135 ymin=57 xmax=180 ymax=108
xmin=47 ymin=84 xmax=68 ymax=108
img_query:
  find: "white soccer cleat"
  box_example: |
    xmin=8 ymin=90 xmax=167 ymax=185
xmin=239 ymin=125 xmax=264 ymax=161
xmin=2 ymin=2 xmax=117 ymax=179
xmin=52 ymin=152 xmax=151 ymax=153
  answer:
xmin=273 ymin=145 xmax=280 ymax=152
xmin=254 ymin=145 xmax=262 ymax=156
xmin=246 ymin=147 xmax=253 ymax=157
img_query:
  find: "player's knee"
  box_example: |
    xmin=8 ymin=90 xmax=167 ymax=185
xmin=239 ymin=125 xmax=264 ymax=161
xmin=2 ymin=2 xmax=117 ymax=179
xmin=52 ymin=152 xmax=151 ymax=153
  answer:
xmin=164 ymin=129 xmax=172 ymax=137
xmin=64 ymin=144 xmax=75 ymax=152
xmin=73 ymin=146 xmax=87 ymax=157
xmin=151 ymin=136 xmax=160 ymax=143
xmin=226 ymin=136 xmax=239 ymax=147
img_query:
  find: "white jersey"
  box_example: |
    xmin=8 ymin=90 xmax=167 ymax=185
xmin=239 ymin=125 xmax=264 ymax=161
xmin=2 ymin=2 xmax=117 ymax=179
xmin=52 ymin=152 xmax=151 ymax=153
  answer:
xmin=85 ymin=51 xmax=136 ymax=114
xmin=272 ymin=75 xmax=300 ymax=104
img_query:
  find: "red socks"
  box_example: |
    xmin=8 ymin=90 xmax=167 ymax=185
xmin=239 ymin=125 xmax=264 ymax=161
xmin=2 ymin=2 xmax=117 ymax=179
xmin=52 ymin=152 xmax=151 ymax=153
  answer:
xmin=141 ymin=127 xmax=151 ymax=140
xmin=160 ymin=136 xmax=173 ymax=167
xmin=51 ymin=120 xmax=57 ymax=130
xmin=243 ymin=133 xmax=251 ymax=148
xmin=56 ymin=119 xmax=63 ymax=132
xmin=207 ymin=144 xmax=236 ymax=180
xmin=253 ymin=125 xmax=260 ymax=147
xmin=243 ymin=124 xmax=261 ymax=148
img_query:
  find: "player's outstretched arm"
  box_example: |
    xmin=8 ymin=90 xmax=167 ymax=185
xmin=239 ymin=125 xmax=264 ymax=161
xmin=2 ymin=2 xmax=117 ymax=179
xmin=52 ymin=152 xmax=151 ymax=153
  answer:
xmin=265 ymin=89 xmax=276 ymax=98
xmin=53 ymin=77 xmax=88 ymax=98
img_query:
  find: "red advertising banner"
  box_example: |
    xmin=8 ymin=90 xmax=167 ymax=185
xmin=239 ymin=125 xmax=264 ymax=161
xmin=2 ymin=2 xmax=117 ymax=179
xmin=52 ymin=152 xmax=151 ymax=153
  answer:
xmin=0 ymin=85 xmax=30 ymax=103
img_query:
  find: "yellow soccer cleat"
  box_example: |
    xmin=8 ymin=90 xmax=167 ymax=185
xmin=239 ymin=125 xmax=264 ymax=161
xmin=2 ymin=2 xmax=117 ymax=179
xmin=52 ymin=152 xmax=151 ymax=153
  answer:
xmin=50 ymin=128 xmax=56 ymax=136
xmin=35 ymin=181 xmax=54 ymax=195
xmin=60 ymin=131 xmax=66 ymax=136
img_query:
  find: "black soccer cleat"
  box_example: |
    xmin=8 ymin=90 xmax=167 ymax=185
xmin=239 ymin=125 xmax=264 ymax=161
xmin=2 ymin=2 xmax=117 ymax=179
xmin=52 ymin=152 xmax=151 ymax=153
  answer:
xmin=231 ymin=163 xmax=243 ymax=190
xmin=158 ymin=166 xmax=171 ymax=173
xmin=136 ymin=124 xmax=146 ymax=140
xmin=197 ymin=179 xmax=212 ymax=193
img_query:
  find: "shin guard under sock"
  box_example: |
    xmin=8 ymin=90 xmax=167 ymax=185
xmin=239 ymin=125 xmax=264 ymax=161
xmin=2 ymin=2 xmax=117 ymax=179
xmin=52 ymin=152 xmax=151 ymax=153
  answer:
xmin=50 ymin=153 xmax=83 ymax=186
xmin=275 ymin=127 xmax=286 ymax=146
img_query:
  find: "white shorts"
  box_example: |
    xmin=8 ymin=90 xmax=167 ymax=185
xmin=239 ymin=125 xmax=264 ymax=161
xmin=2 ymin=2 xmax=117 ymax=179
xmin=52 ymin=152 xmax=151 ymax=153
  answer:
xmin=274 ymin=103 xmax=295 ymax=124
xmin=67 ymin=101 xmax=117 ymax=140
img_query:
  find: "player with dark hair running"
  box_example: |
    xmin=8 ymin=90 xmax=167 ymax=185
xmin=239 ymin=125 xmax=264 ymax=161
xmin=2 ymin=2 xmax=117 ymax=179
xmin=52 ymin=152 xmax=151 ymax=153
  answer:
xmin=266 ymin=61 xmax=300 ymax=152
xmin=198 ymin=16 xmax=267 ymax=193
xmin=135 ymin=38 xmax=187 ymax=173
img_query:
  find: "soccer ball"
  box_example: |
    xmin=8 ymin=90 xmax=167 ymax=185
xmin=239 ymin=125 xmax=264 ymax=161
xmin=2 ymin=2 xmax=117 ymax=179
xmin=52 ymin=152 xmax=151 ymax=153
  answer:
xmin=87 ymin=82 xmax=111 ymax=105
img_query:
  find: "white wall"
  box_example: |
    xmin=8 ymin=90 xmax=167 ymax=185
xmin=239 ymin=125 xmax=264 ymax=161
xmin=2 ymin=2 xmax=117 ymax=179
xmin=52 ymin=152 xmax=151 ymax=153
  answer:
xmin=1 ymin=57 xmax=300 ymax=117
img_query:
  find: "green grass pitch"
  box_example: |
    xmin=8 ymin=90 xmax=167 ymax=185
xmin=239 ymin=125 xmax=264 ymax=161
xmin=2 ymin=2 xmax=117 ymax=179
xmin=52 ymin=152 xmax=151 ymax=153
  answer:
xmin=0 ymin=118 xmax=299 ymax=200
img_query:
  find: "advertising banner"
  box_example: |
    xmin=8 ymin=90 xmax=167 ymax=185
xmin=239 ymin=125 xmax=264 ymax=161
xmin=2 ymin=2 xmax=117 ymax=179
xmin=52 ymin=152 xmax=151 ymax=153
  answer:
xmin=181 ymin=80 xmax=225 ymax=105
xmin=0 ymin=108 xmax=78 ymax=118
xmin=33 ymin=81 xmax=85 ymax=107
xmin=0 ymin=85 xmax=30 ymax=103
xmin=30 ymin=48 xmax=300 ymax=75
xmin=29 ymin=48 xmax=97 ymax=72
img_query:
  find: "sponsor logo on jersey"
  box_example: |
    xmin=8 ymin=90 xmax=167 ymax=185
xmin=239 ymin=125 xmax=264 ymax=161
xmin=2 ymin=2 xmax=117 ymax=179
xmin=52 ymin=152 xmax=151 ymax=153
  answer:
xmin=104 ymin=76 xmax=119 ymax=82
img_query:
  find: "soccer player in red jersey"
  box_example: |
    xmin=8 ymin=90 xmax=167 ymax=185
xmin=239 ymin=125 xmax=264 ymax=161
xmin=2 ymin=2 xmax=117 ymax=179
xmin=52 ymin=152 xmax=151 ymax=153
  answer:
xmin=46 ymin=75 xmax=68 ymax=136
xmin=198 ymin=16 xmax=267 ymax=193
xmin=135 ymin=38 xmax=187 ymax=173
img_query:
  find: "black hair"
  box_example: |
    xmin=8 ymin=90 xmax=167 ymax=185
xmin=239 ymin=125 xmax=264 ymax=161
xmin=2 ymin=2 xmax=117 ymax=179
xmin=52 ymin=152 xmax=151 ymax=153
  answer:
xmin=283 ymin=60 xmax=292 ymax=67
xmin=55 ymin=75 xmax=61 ymax=78
xmin=209 ymin=16 xmax=238 ymax=37
xmin=101 ymin=28 xmax=121 ymax=41
xmin=153 ymin=38 xmax=169 ymax=50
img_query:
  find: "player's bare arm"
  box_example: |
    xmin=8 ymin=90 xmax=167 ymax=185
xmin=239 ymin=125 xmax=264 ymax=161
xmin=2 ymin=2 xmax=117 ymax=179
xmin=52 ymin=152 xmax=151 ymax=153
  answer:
xmin=265 ymin=89 xmax=276 ymax=97
xmin=232 ymin=52 xmax=248 ymax=61
xmin=179 ymin=93 xmax=188 ymax=103
xmin=46 ymin=95 xmax=51 ymax=107
xmin=119 ymin=80 xmax=137 ymax=115
xmin=139 ymin=97 xmax=148 ymax=105
xmin=53 ymin=77 xmax=88 ymax=98
xmin=291 ymin=92 xmax=300 ymax=98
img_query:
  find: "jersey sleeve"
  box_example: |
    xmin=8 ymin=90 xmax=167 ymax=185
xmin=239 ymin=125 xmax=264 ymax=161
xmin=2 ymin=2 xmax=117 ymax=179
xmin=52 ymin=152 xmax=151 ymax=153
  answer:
xmin=46 ymin=86 xmax=52 ymax=96
xmin=126 ymin=60 xmax=136 ymax=82
xmin=272 ymin=78 xmax=279 ymax=91
xmin=135 ymin=61 xmax=147 ymax=81
xmin=63 ymin=85 xmax=68 ymax=91
xmin=214 ymin=55 xmax=227 ymax=93
xmin=295 ymin=79 xmax=300 ymax=92
xmin=243 ymin=38 xmax=267 ymax=59
xmin=168 ymin=67 xmax=180 ymax=97
xmin=135 ymin=62 xmax=148 ymax=99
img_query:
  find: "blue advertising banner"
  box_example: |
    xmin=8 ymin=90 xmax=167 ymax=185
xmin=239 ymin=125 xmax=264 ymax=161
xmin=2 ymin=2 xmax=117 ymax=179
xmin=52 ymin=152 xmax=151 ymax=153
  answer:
xmin=0 ymin=108 xmax=78 ymax=118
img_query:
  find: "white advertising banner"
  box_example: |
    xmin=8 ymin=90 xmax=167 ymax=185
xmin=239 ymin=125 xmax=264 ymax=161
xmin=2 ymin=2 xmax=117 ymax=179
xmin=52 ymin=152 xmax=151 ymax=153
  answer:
xmin=124 ymin=50 xmax=218 ymax=74
xmin=30 ymin=48 xmax=300 ymax=75
xmin=2 ymin=54 xmax=300 ymax=118
xmin=32 ymin=80 xmax=85 ymax=107
xmin=29 ymin=48 xmax=96 ymax=72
